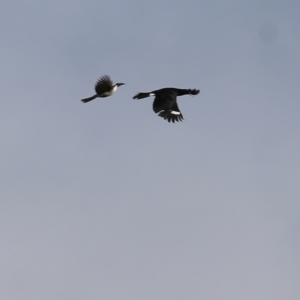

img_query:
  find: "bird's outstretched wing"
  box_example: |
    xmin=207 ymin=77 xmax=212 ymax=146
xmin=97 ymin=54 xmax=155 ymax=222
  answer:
xmin=153 ymin=93 xmax=184 ymax=123
xmin=95 ymin=75 xmax=113 ymax=95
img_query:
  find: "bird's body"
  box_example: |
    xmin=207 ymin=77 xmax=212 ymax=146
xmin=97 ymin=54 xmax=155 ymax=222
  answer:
xmin=81 ymin=75 xmax=124 ymax=103
xmin=133 ymin=87 xmax=200 ymax=123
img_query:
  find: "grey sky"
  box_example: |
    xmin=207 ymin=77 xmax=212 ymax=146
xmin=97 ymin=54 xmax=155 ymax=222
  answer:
xmin=1 ymin=1 xmax=300 ymax=299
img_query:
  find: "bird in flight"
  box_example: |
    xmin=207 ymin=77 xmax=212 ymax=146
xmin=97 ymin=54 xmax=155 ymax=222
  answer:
xmin=133 ymin=87 xmax=200 ymax=122
xmin=81 ymin=75 xmax=125 ymax=103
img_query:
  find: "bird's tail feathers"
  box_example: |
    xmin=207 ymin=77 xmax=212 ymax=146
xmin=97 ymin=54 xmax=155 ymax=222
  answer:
xmin=81 ymin=94 xmax=98 ymax=103
xmin=133 ymin=92 xmax=151 ymax=100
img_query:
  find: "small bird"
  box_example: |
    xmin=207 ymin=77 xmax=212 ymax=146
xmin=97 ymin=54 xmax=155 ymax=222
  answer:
xmin=81 ymin=75 xmax=125 ymax=103
xmin=133 ymin=87 xmax=200 ymax=122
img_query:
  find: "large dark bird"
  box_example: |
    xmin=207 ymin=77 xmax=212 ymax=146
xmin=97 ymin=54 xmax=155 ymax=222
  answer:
xmin=133 ymin=87 xmax=200 ymax=122
xmin=81 ymin=75 xmax=125 ymax=103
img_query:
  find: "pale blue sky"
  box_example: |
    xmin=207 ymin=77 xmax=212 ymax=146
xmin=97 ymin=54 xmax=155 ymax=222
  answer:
xmin=1 ymin=1 xmax=300 ymax=299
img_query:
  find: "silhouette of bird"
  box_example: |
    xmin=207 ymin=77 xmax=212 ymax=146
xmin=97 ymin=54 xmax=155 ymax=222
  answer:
xmin=81 ymin=75 xmax=125 ymax=103
xmin=133 ymin=87 xmax=200 ymax=122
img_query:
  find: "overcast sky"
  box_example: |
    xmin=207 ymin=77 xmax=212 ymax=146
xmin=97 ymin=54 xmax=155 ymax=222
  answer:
xmin=1 ymin=1 xmax=300 ymax=299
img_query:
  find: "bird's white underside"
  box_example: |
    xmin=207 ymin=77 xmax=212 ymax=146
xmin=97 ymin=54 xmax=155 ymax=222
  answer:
xmin=102 ymin=85 xmax=118 ymax=96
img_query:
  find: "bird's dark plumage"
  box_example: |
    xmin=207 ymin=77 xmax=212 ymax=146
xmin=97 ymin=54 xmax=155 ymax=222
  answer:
xmin=81 ymin=75 xmax=125 ymax=103
xmin=133 ymin=87 xmax=200 ymax=123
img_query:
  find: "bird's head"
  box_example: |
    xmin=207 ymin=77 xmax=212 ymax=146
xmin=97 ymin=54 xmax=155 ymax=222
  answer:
xmin=189 ymin=89 xmax=200 ymax=96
